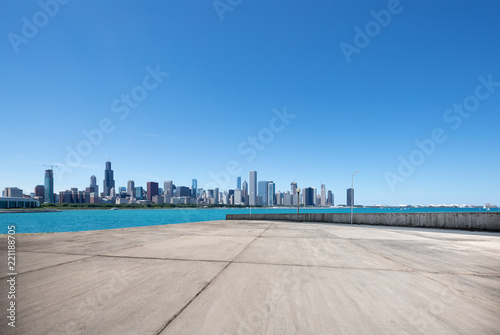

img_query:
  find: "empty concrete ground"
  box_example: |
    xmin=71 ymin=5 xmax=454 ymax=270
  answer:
xmin=1 ymin=220 xmax=499 ymax=334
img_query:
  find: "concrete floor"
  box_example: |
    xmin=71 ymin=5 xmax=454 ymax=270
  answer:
xmin=0 ymin=220 xmax=499 ymax=334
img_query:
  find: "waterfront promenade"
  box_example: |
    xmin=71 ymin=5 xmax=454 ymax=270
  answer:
xmin=1 ymin=220 xmax=499 ymax=334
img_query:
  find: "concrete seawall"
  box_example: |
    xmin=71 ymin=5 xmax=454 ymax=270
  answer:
xmin=226 ymin=212 xmax=500 ymax=231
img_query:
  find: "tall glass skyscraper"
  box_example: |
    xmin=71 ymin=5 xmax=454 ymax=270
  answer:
xmin=321 ymin=184 xmax=326 ymax=207
xmin=192 ymin=179 xmax=197 ymax=198
xmin=347 ymin=188 xmax=354 ymax=207
xmin=164 ymin=181 xmax=173 ymax=198
xmin=44 ymin=169 xmax=54 ymax=203
xmin=249 ymin=170 xmax=257 ymax=206
xmin=304 ymin=187 xmax=315 ymax=206
xmin=242 ymin=180 xmax=248 ymax=203
xmin=267 ymin=182 xmax=275 ymax=206
xmin=236 ymin=176 xmax=241 ymax=190
xmin=90 ymin=175 xmax=98 ymax=195
xmin=103 ymin=161 xmax=115 ymax=197
xmin=214 ymin=188 xmax=219 ymax=204
xmin=290 ymin=182 xmax=298 ymax=206
xmin=258 ymin=181 xmax=269 ymax=206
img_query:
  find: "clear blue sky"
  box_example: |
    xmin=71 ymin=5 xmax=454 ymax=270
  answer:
xmin=1 ymin=0 xmax=499 ymax=205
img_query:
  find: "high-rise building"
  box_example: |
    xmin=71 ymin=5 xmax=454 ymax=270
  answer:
xmin=59 ymin=190 xmax=72 ymax=203
xmin=249 ymin=170 xmax=257 ymax=206
xmin=328 ymin=190 xmax=334 ymax=206
xmin=103 ymin=161 xmax=115 ymax=197
xmin=207 ymin=189 xmax=214 ymax=199
xmin=267 ymin=182 xmax=275 ymax=206
xmin=134 ymin=187 xmax=144 ymax=200
xmin=177 ymin=186 xmax=191 ymax=198
xmin=214 ymin=188 xmax=219 ymax=204
xmin=303 ymin=187 xmax=315 ymax=206
xmin=236 ymin=176 xmax=241 ymax=190
xmin=44 ymin=169 xmax=54 ymax=203
xmin=258 ymin=181 xmax=269 ymax=206
xmin=275 ymin=191 xmax=282 ymax=206
xmin=242 ymin=180 xmax=248 ymax=204
xmin=147 ymin=182 xmax=159 ymax=201
xmin=34 ymin=185 xmax=44 ymax=198
xmin=321 ymin=184 xmax=326 ymax=207
xmin=283 ymin=191 xmax=292 ymax=206
xmin=192 ymin=179 xmax=197 ymax=199
xmin=234 ymin=189 xmax=243 ymax=204
xmin=347 ymin=188 xmax=354 ymax=207
xmin=164 ymin=181 xmax=173 ymax=198
xmin=127 ymin=180 xmax=135 ymax=197
xmin=290 ymin=182 xmax=297 ymax=194
xmin=290 ymin=182 xmax=298 ymax=206
xmin=90 ymin=175 xmax=98 ymax=196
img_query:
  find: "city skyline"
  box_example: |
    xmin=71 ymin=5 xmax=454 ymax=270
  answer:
xmin=2 ymin=1 xmax=499 ymax=205
xmin=1 ymin=160 xmax=495 ymax=206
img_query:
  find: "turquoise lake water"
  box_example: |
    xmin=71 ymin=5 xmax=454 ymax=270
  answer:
xmin=1 ymin=207 xmax=497 ymax=234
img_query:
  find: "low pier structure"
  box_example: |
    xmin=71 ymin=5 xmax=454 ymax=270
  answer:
xmin=226 ymin=212 xmax=500 ymax=231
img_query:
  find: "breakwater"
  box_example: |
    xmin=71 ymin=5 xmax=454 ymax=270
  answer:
xmin=226 ymin=212 xmax=500 ymax=231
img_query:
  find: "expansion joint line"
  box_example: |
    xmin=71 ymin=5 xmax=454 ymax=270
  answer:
xmin=156 ymin=222 xmax=273 ymax=334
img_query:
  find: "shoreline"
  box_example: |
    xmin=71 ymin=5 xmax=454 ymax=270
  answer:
xmin=0 ymin=209 xmax=61 ymax=214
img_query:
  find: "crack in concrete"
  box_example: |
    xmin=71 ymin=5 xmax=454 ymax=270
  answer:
xmin=155 ymin=222 xmax=274 ymax=334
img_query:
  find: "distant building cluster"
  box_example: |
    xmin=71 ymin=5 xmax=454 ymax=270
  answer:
xmin=0 ymin=161 xmax=345 ymax=208
xmin=1 ymin=160 xmax=497 ymax=209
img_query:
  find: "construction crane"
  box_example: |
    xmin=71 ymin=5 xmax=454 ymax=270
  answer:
xmin=43 ymin=164 xmax=59 ymax=170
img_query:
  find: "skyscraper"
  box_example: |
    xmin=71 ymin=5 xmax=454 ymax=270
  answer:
xmin=192 ymin=179 xmax=197 ymax=199
xmin=214 ymin=188 xmax=219 ymax=204
xmin=304 ymin=187 xmax=315 ymax=206
xmin=177 ymin=186 xmax=191 ymax=197
xmin=236 ymin=176 xmax=241 ymax=190
xmin=103 ymin=161 xmax=115 ymax=197
xmin=147 ymin=182 xmax=159 ymax=202
xmin=127 ymin=180 xmax=135 ymax=197
xmin=249 ymin=170 xmax=257 ymax=206
xmin=321 ymin=184 xmax=326 ymax=207
xmin=234 ymin=189 xmax=242 ymax=204
xmin=34 ymin=185 xmax=44 ymax=198
xmin=290 ymin=182 xmax=298 ymax=206
xmin=134 ymin=186 xmax=144 ymax=200
xmin=267 ymin=182 xmax=275 ymax=206
xmin=44 ymin=169 xmax=54 ymax=203
xmin=242 ymin=180 xmax=248 ymax=204
xmin=258 ymin=181 xmax=269 ymax=206
xmin=328 ymin=190 xmax=334 ymax=206
xmin=90 ymin=175 xmax=98 ymax=194
xmin=347 ymin=188 xmax=354 ymax=207
xmin=164 ymin=181 xmax=173 ymax=197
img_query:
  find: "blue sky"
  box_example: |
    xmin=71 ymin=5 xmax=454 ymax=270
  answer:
xmin=1 ymin=0 xmax=499 ymax=205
